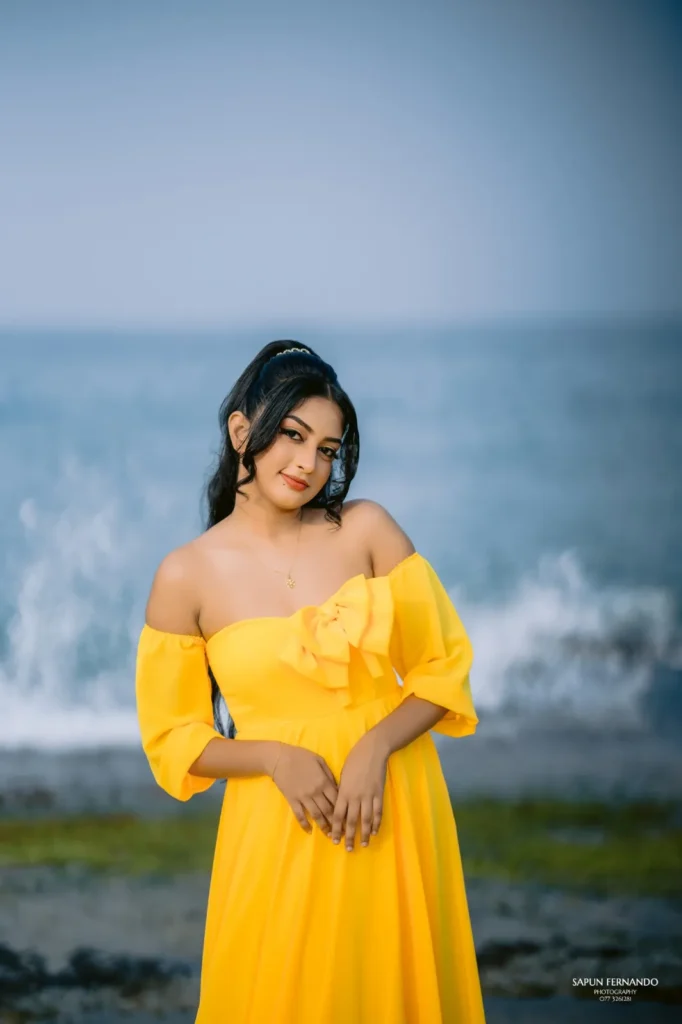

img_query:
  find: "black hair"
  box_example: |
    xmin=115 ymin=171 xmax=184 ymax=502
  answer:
xmin=202 ymin=340 xmax=360 ymax=740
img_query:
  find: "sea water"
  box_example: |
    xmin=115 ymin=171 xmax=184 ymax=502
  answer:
xmin=0 ymin=323 xmax=680 ymax=796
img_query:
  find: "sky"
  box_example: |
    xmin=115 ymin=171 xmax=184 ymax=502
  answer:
xmin=0 ymin=0 xmax=680 ymax=327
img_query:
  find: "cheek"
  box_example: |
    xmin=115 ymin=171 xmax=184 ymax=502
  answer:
xmin=252 ymin=449 xmax=279 ymax=479
xmin=257 ymin=436 xmax=287 ymax=464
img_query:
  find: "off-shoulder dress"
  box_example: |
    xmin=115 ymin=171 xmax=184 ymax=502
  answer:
xmin=135 ymin=551 xmax=486 ymax=1023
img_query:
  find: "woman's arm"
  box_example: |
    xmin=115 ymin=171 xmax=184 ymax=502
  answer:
xmin=143 ymin=547 xmax=282 ymax=784
xmin=188 ymin=735 xmax=281 ymax=781
xmin=364 ymin=693 xmax=449 ymax=758
xmin=355 ymin=501 xmax=451 ymax=756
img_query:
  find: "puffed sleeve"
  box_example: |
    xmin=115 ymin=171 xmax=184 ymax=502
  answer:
xmin=135 ymin=624 xmax=225 ymax=801
xmin=388 ymin=553 xmax=479 ymax=738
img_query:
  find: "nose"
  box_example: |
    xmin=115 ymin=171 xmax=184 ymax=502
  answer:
xmin=295 ymin=442 xmax=318 ymax=474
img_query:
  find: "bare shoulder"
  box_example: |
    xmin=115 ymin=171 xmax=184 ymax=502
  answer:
xmin=144 ymin=543 xmax=202 ymax=636
xmin=343 ymin=498 xmax=416 ymax=577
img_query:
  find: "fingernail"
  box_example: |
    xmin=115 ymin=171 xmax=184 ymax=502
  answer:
xmin=332 ymin=838 xmax=339 ymax=844
xmin=361 ymin=841 xmax=368 ymax=847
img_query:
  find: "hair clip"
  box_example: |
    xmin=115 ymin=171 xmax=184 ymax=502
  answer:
xmin=272 ymin=347 xmax=310 ymax=358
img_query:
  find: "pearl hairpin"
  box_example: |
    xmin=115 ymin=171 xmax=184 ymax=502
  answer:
xmin=272 ymin=347 xmax=310 ymax=358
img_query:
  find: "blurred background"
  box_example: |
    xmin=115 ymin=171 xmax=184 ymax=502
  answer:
xmin=1 ymin=1 xmax=681 ymax=1021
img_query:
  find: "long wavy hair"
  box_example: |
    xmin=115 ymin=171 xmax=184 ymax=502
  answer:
xmin=202 ymin=340 xmax=360 ymax=740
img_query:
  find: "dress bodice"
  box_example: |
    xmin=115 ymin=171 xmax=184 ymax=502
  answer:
xmin=135 ymin=551 xmax=479 ymax=801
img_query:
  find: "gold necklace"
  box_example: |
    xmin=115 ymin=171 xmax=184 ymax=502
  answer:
xmin=237 ymin=508 xmax=304 ymax=589
xmin=270 ymin=510 xmax=303 ymax=589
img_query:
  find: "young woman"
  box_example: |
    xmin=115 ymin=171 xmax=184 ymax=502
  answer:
xmin=135 ymin=340 xmax=486 ymax=1023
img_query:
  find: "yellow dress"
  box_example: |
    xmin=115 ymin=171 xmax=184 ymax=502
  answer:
xmin=135 ymin=551 xmax=486 ymax=1023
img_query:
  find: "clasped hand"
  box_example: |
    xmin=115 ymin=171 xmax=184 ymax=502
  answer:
xmin=330 ymin=733 xmax=388 ymax=851
xmin=271 ymin=733 xmax=388 ymax=851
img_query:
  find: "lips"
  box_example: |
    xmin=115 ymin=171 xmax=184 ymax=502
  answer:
xmin=281 ymin=473 xmax=309 ymax=491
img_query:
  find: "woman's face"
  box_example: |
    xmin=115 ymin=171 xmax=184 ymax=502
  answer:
xmin=235 ymin=396 xmax=345 ymax=509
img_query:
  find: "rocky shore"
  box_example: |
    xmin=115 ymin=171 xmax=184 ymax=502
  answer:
xmin=1 ymin=862 xmax=680 ymax=1022
xmin=1 ymin=737 xmax=681 ymax=1022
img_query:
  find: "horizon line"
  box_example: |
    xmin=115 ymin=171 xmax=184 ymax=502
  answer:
xmin=0 ymin=311 xmax=681 ymax=334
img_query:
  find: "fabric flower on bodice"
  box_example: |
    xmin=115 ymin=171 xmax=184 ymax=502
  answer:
xmin=278 ymin=574 xmax=394 ymax=706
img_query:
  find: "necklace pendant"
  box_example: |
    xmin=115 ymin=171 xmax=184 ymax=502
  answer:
xmin=286 ymin=576 xmax=296 ymax=589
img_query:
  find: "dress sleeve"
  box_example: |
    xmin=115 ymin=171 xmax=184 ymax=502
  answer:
xmin=388 ymin=553 xmax=479 ymax=738
xmin=135 ymin=625 xmax=225 ymax=801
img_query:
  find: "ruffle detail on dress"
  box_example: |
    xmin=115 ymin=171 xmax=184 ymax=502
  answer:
xmin=277 ymin=573 xmax=394 ymax=706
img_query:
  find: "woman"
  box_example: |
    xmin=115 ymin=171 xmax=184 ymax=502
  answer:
xmin=135 ymin=340 xmax=486 ymax=1023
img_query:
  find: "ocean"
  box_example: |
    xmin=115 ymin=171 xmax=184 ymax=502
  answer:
xmin=1 ymin=322 xmax=680 ymax=797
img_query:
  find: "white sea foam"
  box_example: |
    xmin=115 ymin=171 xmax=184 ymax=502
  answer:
xmin=1 ymin=458 xmax=678 ymax=750
xmin=457 ymin=549 xmax=681 ymax=737
xmin=0 ymin=454 xmax=174 ymax=748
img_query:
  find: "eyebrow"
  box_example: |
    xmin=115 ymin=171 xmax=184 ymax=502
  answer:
xmin=286 ymin=414 xmax=343 ymax=445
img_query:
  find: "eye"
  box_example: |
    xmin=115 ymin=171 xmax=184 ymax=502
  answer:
xmin=279 ymin=428 xmax=340 ymax=461
xmin=280 ymin=427 xmax=301 ymax=441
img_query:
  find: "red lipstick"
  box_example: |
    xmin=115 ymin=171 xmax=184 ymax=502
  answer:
xmin=281 ymin=473 xmax=308 ymax=491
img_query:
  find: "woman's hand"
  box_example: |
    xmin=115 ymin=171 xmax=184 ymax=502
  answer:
xmin=269 ymin=742 xmax=339 ymax=836
xmin=331 ymin=733 xmax=389 ymax=851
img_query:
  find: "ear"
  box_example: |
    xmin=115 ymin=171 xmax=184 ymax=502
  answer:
xmin=228 ymin=411 xmax=251 ymax=453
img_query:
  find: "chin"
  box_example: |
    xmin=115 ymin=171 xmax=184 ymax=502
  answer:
xmin=272 ymin=485 xmax=309 ymax=506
